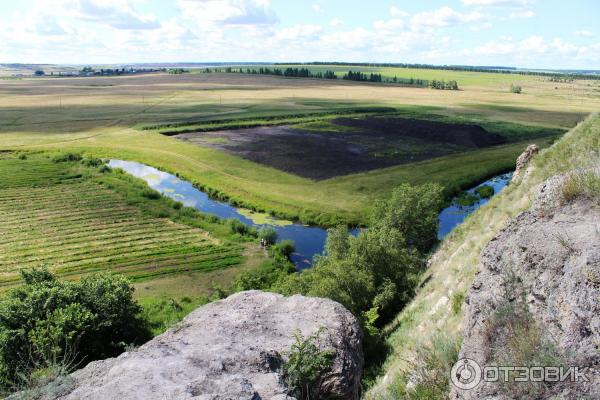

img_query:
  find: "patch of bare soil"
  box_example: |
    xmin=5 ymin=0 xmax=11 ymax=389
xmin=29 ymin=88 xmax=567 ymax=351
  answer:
xmin=176 ymin=117 xmax=505 ymax=180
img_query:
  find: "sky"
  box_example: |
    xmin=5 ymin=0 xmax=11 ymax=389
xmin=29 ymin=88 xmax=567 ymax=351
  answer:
xmin=0 ymin=0 xmax=599 ymax=69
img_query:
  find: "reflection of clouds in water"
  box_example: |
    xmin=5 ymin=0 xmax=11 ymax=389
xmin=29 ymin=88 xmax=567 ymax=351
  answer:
xmin=108 ymin=160 xmax=174 ymax=188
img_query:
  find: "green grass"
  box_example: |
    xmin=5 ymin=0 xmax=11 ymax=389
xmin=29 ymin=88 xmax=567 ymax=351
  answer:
xmin=0 ymin=152 xmax=248 ymax=288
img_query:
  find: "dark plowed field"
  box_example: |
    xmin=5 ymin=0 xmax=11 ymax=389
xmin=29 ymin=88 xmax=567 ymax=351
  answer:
xmin=334 ymin=117 xmax=506 ymax=148
xmin=176 ymin=117 xmax=507 ymax=180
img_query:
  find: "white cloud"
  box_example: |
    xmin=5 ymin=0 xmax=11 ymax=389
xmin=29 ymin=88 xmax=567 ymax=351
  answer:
xmin=329 ymin=18 xmax=343 ymax=27
xmin=177 ymin=0 xmax=278 ymax=26
xmin=462 ymin=0 xmax=533 ymax=7
xmin=75 ymin=0 xmax=160 ymax=30
xmin=312 ymin=4 xmax=322 ymax=13
xmin=510 ymin=10 xmax=535 ymax=18
xmin=575 ymin=30 xmax=593 ymax=37
xmin=275 ymin=24 xmax=322 ymax=41
xmin=389 ymin=7 xmax=409 ymax=18
xmin=411 ymin=7 xmax=488 ymax=29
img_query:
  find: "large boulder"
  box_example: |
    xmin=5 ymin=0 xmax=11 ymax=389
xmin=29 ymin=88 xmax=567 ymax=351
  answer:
xmin=453 ymin=174 xmax=600 ymax=399
xmin=42 ymin=291 xmax=363 ymax=400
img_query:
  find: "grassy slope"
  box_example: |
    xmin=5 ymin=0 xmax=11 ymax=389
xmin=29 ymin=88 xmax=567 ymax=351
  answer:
xmin=0 ymin=72 xmax=597 ymax=225
xmin=365 ymin=113 xmax=600 ymax=398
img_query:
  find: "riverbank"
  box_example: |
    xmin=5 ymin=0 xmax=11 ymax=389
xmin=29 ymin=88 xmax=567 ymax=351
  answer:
xmin=109 ymin=160 xmax=514 ymax=269
xmin=366 ymin=113 xmax=600 ymax=398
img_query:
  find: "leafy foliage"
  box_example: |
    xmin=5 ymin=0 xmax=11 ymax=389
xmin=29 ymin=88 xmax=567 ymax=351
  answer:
xmin=0 ymin=268 xmax=150 ymax=391
xmin=282 ymin=328 xmax=335 ymax=400
xmin=258 ymin=226 xmax=278 ymax=245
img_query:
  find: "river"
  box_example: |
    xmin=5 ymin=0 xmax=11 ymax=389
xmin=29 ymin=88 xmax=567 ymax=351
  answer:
xmin=108 ymin=160 xmax=511 ymax=269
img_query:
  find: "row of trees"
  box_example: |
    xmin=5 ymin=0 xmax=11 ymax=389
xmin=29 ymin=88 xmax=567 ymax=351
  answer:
xmin=213 ymin=67 xmax=430 ymax=87
xmin=342 ymin=71 xmax=382 ymax=82
xmin=293 ymin=62 xmax=600 ymax=81
xmin=429 ymin=79 xmax=459 ymax=90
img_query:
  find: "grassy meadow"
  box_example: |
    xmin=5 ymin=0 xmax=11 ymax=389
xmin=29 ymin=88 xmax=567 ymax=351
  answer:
xmin=1 ymin=70 xmax=597 ymax=225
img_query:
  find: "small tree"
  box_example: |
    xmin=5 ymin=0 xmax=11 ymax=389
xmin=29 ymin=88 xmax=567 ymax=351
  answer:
xmin=510 ymin=84 xmax=522 ymax=94
xmin=282 ymin=328 xmax=334 ymax=400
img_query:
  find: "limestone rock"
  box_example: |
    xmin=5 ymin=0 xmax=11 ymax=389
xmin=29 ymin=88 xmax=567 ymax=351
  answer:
xmin=454 ymin=174 xmax=600 ymax=399
xmin=512 ymin=144 xmax=539 ymax=182
xmin=41 ymin=291 xmax=363 ymax=400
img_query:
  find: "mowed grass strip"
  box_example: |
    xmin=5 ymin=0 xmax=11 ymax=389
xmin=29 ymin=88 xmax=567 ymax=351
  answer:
xmin=0 ymin=154 xmax=244 ymax=287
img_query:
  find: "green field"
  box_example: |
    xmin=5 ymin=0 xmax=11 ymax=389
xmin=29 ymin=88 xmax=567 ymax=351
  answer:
xmin=0 ymin=70 xmax=598 ymax=226
xmin=0 ymin=152 xmax=258 ymax=292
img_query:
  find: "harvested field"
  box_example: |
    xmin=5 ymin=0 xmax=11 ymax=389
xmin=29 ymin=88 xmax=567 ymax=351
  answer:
xmin=176 ymin=117 xmax=509 ymax=180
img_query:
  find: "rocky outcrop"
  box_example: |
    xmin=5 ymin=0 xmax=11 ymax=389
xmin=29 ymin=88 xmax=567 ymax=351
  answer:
xmin=41 ymin=291 xmax=363 ymax=400
xmin=511 ymin=144 xmax=539 ymax=182
xmin=454 ymin=174 xmax=600 ymax=399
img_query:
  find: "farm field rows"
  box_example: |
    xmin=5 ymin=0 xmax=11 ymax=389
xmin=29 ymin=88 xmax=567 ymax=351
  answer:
xmin=0 ymin=153 xmax=249 ymax=291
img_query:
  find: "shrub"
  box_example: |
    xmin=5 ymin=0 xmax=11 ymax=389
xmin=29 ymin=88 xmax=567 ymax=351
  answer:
xmin=51 ymin=152 xmax=82 ymax=163
xmin=228 ymin=218 xmax=250 ymax=235
xmin=389 ymin=333 xmax=461 ymax=399
xmin=17 ymin=153 xmax=27 ymax=160
xmin=141 ymin=188 xmax=161 ymax=200
xmin=510 ymin=84 xmax=522 ymax=94
xmin=81 ymin=157 xmax=103 ymax=167
xmin=273 ymin=240 xmax=295 ymax=259
xmin=451 ymin=291 xmax=466 ymax=315
xmin=0 ymin=267 xmax=150 ymax=391
xmin=561 ymin=170 xmax=600 ymax=204
xmin=258 ymin=226 xmax=278 ymax=245
xmin=475 ymin=184 xmax=495 ymax=199
xmin=282 ymin=328 xmax=335 ymax=400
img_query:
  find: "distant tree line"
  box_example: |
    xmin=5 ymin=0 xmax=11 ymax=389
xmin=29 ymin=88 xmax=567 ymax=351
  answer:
xmin=207 ymin=67 xmax=430 ymax=87
xmin=168 ymin=68 xmax=189 ymax=74
xmin=286 ymin=62 xmax=600 ymax=81
xmin=429 ymin=79 xmax=459 ymax=90
xmin=342 ymin=70 xmax=382 ymax=82
xmin=78 ymin=66 xmax=166 ymax=77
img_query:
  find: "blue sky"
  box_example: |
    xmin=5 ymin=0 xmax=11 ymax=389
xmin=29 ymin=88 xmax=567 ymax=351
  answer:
xmin=0 ymin=0 xmax=598 ymax=68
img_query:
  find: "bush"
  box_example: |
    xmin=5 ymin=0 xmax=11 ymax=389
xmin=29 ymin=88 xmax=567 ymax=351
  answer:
xmin=81 ymin=157 xmax=103 ymax=167
xmin=282 ymin=328 xmax=334 ymax=400
xmin=0 ymin=268 xmax=150 ymax=391
xmin=258 ymin=226 xmax=278 ymax=245
xmin=389 ymin=333 xmax=460 ymax=399
xmin=141 ymin=188 xmax=161 ymax=200
xmin=475 ymin=184 xmax=495 ymax=199
xmin=228 ymin=218 xmax=250 ymax=235
xmin=561 ymin=170 xmax=600 ymax=204
xmin=17 ymin=153 xmax=27 ymax=160
xmin=510 ymin=84 xmax=522 ymax=94
xmin=51 ymin=153 xmax=82 ymax=163
xmin=273 ymin=240 xmax=295 ymax=259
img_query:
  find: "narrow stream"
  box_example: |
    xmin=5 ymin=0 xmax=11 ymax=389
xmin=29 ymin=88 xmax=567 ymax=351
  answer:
xmin=108 ymin=160 xmax=511 ymax=268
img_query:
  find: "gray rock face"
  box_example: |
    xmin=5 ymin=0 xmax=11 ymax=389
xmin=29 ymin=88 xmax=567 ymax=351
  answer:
xmin=44 ymin=291 xmax=363 ymax=400
xmin=454 ymin=174 xmax=600 ymax=399
xmin=511 ymin=144 xmax=539 ymax=182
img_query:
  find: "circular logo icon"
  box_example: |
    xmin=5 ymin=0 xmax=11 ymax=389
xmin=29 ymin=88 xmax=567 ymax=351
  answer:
xmin=451 ymin=358 xmax=482 ymax=390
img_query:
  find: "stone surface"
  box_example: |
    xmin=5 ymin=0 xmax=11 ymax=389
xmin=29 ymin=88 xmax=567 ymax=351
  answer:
xmin=454 ymin=174 xmax=600 ymax=399
xmin=43 ymin=291 xmax=363 ymax=400
xmin=511 ymin=144 xmax=539 ymax=182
